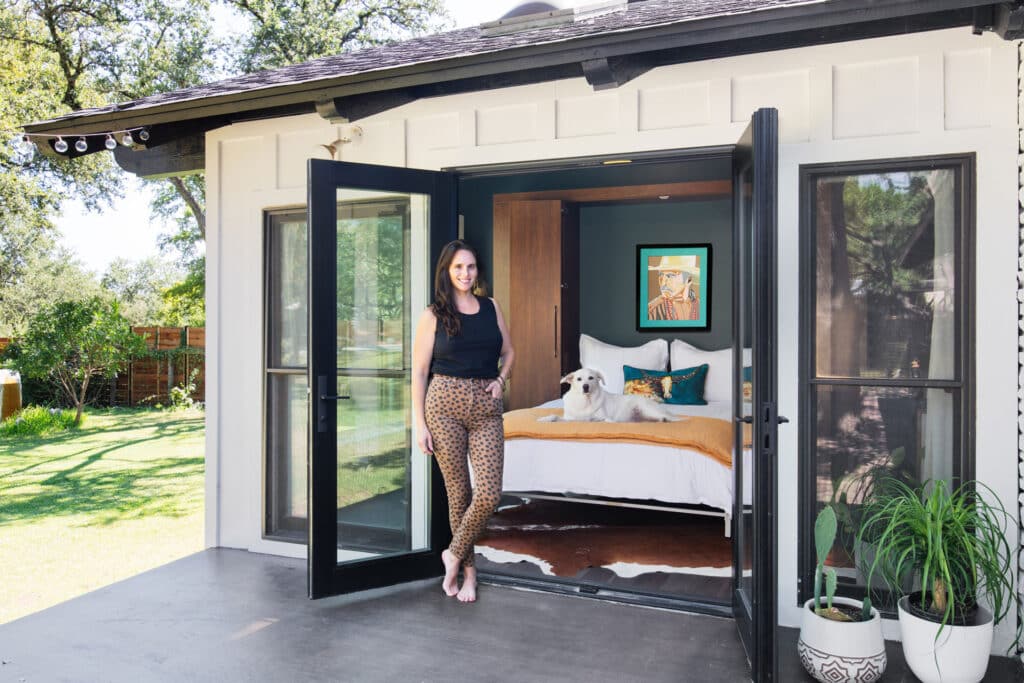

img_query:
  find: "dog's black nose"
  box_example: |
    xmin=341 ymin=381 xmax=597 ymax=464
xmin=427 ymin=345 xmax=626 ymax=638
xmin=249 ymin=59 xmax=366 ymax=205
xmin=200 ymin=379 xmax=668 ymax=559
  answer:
xmin=582 ymin=384 xmax=589 ymax=393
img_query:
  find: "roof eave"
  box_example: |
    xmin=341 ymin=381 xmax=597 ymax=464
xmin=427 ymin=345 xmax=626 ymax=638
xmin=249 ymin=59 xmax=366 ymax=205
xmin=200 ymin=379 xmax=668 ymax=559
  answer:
xmin=22 ymin=0 xmax=1005 ymax=136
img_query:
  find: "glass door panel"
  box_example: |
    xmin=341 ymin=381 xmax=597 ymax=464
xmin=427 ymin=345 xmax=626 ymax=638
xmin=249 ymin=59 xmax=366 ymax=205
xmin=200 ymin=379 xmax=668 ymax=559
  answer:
xmin=309 ymin=160 xmax=455 ymax=598
xmin=732 ymin=108 xmax=781 ymax=682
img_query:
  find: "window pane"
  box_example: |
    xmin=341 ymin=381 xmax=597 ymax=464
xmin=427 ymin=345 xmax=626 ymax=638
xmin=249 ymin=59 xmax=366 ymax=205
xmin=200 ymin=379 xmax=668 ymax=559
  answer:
xmin=266 ymin=373 xmax=307 ymax=539
xmin=336 ymin=376 xmax=417 ymax=555
xmin=336 ymin=201 xmax=411 ymax=371
xmin=814 ymin=385 xmax=954 ymax=575
xmin=268 ymin=217 xmax=308 ymax=368
xmin=815 ymin=170 xmax=956 ymax=380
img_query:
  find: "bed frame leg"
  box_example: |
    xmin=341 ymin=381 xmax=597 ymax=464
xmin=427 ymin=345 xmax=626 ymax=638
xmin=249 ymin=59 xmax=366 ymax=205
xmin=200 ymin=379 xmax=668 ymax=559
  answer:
xmin=724 ymin=513 xmax=732 ymax=538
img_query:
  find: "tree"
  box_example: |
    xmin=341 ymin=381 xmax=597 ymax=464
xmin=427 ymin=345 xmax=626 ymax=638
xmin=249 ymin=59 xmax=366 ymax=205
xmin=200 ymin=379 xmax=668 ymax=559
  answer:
xmin=0 ymin=233 xmax=103 ymax=337
xmin=11 ymin=297 xmax=147 ymax=424
xmin=101 ymin=257 xmax=184 ymax=326
xmin=224 ymin=0 xmax=448 ymax=72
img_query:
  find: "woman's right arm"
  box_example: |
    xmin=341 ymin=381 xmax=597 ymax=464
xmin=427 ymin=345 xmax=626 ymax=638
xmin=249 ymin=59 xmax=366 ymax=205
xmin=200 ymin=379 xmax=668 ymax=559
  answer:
xmin=411 ymin=308 xmax=436 ymax=454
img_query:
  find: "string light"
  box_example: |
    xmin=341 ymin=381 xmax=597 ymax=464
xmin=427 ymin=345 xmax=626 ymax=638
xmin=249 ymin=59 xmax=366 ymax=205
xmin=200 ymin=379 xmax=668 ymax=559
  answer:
xmin=8 ymin=127 xmax=152 ymax=156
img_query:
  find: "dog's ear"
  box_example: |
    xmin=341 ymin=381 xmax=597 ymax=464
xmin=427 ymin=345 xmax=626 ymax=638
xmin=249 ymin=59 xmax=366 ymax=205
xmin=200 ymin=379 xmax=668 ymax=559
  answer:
xmin=593 ymin=370 xmax=606 ymax=385
xmin=560 ymin=372 xmax=576 ymax=385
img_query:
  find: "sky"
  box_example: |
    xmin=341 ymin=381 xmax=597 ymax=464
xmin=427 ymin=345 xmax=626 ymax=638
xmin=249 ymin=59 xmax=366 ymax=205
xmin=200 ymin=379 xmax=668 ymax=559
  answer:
xmin=55 ymin=0 xmax=521 ymax=274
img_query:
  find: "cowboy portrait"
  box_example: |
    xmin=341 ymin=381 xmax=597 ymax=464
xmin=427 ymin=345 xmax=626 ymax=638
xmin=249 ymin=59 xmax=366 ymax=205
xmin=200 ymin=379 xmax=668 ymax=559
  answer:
xmin=646 ymin=253 xmax=701 ymax=321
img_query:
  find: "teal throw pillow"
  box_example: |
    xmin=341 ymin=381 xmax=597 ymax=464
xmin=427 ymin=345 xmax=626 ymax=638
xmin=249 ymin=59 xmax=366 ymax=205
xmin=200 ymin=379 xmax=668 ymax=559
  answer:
xmin=623 ymin=364 xmax=708 ymax=405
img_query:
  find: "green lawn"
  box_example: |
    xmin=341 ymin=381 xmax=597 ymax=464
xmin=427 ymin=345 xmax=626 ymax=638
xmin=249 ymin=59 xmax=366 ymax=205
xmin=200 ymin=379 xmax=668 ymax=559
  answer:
xmin=0 ymin=407 xmax=205 ymax=625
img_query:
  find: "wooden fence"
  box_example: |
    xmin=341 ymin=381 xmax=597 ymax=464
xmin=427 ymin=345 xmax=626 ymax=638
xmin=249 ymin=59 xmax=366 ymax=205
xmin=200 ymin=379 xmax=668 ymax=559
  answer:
xmin=115 ymin=327 xmax=205 ymax=406
xmin=0 ymin=329 xmax=205 ymax=407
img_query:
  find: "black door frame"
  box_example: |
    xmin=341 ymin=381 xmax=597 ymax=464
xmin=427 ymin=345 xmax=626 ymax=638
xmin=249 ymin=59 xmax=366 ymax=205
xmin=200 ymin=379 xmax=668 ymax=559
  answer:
xmin=731 ymin=108 xmax=780 ymax=682
xmin=307 ymin=158 xmax=456 ymax=599
xmin=306 ymin=138 xmax=782 ymax=660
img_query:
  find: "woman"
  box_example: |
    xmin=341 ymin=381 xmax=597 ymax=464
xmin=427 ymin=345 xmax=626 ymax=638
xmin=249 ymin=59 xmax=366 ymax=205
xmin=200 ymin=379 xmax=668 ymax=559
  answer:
xmin=412 ymin=240 xmax=514 ymax=603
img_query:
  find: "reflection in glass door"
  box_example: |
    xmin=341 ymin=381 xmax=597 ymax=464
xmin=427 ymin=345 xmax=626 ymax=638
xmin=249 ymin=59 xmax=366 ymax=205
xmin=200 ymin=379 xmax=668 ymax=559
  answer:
xmin=333 ymin=199 xmax=421 ymax=556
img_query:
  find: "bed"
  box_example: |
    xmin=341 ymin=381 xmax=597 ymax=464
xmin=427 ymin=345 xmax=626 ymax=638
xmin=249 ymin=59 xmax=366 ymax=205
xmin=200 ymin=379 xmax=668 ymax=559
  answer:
xmin=500 ymin=398 xmax=752 ymax=537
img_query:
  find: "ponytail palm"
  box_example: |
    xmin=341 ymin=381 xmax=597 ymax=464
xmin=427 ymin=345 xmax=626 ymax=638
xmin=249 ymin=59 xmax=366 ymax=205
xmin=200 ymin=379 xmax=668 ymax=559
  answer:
xmin=857 ymin=479 xmax=1014 ymax=633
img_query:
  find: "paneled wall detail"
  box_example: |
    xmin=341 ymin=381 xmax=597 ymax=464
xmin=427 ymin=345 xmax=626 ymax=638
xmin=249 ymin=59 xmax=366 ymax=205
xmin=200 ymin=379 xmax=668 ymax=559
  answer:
xmin=945 ymin=49 xmax=992 ymax=130
xmin=224 ymin=31 xmax=1002 ymax=187
xmin=833 ymin=57 xmax=920 ymax=138
xmin=556 ymin=92 xmax=619 ymax=138
xmin=407 ymin=113 xmax=460 ymax=150
xmin=477 ymin=104 xmax=540 ymax=145
xmin=731 ymin=70 xmax=810 ymax=142
xmin=276 ymin=129 xmax=333 ymax=190
xmin=638 ymin=82 xmax=711 ymax=130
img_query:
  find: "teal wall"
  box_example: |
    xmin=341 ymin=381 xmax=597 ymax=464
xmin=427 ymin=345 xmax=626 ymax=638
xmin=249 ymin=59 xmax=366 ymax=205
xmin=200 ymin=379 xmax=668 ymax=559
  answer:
xmin=456 ymin=157 xmax=732 ymax=352
xmin=579 ymin=200 xmax=732 ymax=349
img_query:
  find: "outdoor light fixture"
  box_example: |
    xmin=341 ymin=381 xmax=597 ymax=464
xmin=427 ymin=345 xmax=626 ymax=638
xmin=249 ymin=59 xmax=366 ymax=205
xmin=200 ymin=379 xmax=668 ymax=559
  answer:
xmin=12 ymin=126 xmax=153 ymax=155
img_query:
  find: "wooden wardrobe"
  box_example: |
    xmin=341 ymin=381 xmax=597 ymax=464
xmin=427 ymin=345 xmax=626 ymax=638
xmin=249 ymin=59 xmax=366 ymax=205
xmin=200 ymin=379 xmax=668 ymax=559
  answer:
xmin=492 ymin=198 xmax=580 ymax=410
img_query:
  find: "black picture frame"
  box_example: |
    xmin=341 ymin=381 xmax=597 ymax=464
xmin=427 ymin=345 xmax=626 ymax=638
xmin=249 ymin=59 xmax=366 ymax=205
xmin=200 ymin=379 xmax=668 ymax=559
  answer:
xmin=636 ymin=243 xmax=712 ymax=331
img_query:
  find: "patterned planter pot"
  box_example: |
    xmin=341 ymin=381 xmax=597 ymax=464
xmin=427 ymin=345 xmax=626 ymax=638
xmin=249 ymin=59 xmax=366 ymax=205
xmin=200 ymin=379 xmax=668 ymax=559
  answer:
xmin=798 ymin=597 xmax=887 ymax=683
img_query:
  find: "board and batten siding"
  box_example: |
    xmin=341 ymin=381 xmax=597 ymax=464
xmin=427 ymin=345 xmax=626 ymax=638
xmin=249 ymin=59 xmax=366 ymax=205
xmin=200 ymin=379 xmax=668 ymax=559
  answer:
xmin=204 ymin=27 xmax=1019 ymax=646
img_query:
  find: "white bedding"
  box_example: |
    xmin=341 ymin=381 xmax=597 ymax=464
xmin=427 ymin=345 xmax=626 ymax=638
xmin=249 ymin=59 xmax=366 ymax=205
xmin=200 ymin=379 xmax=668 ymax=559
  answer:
xmin=501 ymin=399 xmax=753 ymax=512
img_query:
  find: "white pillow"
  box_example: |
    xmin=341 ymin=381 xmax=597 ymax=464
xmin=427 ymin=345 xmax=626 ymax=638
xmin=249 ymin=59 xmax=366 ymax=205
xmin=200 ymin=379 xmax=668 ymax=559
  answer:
xmin=670 ymin=340 xmax=734 ymax=403
xmin=579 ymin=334 xmax=668 ymax=394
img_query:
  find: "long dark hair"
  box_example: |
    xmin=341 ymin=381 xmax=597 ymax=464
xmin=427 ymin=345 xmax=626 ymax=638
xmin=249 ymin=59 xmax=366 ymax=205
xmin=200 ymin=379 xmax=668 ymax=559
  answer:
xmin=431 ymin=239 xmax=487 ymax=337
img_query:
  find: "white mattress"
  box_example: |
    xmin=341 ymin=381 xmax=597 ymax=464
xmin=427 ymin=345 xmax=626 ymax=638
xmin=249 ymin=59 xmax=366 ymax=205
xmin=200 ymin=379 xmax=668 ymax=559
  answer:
xmin=501 ymin=399 xmax=752 ymax=512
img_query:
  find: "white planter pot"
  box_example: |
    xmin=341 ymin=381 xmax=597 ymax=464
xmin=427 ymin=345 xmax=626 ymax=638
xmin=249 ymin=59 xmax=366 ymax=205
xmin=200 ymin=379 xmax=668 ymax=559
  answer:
xmin=897 ymin=595 xmax=993 ymax=683
xmin=798 ymin=597 xmax=887 ymax=683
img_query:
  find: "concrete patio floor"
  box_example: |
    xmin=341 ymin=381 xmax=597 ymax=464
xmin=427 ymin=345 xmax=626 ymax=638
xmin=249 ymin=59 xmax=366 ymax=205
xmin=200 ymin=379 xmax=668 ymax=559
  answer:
xmin=1 ymin=549 xmax=1021 ymax=682
xmin=0 ymin=549 xmax=752 ymax=682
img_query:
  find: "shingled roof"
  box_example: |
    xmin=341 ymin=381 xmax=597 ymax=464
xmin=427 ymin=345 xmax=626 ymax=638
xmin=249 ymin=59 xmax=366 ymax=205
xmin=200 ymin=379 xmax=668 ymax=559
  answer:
xmin=32 ymin=0 xmax=824 ymax=128
xmin=23 ymin=0 xmax=1012 ymax=172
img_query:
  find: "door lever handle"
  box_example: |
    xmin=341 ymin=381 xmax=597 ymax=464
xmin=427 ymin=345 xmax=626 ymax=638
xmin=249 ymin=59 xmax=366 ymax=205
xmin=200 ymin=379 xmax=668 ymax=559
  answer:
xmin=735 ymin=416 xmax=753 ymax=424
xmin=317 ymin=375 xmax=350 ymax=433
xmin=777 ymin=415 xmax=790 ymax=424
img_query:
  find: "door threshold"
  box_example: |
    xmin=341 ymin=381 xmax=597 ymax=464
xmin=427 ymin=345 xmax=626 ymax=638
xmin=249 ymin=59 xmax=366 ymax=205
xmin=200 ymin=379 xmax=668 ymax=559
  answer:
xmin=478 ymin=571 xmax=733 ymax=618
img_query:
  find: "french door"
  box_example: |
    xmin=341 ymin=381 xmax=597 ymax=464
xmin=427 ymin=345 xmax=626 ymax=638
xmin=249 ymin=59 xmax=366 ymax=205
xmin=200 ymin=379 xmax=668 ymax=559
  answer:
xmin=307 ymin=159 xmax=456 ymax=598
xmin=732 ymin=108 xmax=783 ymax=681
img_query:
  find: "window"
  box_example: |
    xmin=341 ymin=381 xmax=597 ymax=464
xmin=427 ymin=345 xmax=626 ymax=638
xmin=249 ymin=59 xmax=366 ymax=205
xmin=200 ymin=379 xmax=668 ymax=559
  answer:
xmin=799 ymin=156 xmax=974 ymax=603
xmin=265 ymin=210 xmax=309 ymax=541
xmin=264 ymin=201 xmax=417 ymax=547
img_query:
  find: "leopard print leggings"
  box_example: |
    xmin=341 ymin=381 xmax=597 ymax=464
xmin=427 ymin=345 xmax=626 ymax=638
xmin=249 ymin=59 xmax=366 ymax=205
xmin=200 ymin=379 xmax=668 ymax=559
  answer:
xmin=424 ymin=374 xmax=505 ymax=568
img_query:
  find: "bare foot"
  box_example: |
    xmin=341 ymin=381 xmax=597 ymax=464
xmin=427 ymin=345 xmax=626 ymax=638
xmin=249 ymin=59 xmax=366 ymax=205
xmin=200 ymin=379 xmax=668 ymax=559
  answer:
xmin=441 ymin=549 xmax=460 ymax=597
xmin=457 ymin=566 xmax=477 ymax=603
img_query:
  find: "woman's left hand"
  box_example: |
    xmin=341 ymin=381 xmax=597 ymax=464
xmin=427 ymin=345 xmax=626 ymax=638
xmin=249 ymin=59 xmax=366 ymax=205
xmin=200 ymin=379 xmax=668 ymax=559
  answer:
xmin=486 ymin=380 xmax=502 ymax=399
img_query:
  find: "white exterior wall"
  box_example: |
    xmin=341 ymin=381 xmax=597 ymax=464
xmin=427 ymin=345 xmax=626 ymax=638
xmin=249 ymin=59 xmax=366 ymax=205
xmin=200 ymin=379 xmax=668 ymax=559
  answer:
xmin=205 ymin=27 xmax=1020 ymax=648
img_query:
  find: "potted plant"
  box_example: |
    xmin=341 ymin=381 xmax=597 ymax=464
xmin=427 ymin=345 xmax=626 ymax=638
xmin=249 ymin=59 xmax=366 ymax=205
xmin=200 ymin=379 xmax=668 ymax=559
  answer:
xmin=798 ymin=505 xmax=887 ymax=683
xmin=858 ymin=479 xmax=1017 ymax=683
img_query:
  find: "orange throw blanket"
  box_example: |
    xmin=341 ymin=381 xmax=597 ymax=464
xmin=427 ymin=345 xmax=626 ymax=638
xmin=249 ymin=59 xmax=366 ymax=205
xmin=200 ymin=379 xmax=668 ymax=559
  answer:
xmin=503 ymin=408 xmax=751 ymax=468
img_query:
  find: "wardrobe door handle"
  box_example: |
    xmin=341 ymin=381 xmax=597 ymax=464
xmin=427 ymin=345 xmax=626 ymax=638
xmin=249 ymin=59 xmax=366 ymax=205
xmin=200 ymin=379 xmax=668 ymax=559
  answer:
xmin=554 ymin=305 xmax=558 ymax=357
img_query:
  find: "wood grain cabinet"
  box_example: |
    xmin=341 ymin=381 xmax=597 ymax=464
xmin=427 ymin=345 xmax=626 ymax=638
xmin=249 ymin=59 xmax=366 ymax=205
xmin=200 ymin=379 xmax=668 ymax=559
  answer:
xmin=492 ymin=198 xmax=579 ymax=410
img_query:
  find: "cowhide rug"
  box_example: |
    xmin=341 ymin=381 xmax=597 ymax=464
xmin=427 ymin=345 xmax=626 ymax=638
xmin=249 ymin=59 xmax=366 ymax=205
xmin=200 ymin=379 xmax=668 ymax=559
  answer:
xmin=476 ymin=499 xmax=741 ymax=578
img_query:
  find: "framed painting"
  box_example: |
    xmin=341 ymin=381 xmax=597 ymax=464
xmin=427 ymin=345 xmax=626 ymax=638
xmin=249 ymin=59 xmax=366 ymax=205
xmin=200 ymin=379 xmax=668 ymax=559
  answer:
xmin=637 ymin=244 xmax=712 ymax=331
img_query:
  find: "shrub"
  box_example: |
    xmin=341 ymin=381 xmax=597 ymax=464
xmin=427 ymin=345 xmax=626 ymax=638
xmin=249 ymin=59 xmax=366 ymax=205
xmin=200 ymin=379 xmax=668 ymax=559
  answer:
xmin=0 ymin=405 xmax=79 ymax=437
xmin=168 ymin=368 xmax=199 ymax=410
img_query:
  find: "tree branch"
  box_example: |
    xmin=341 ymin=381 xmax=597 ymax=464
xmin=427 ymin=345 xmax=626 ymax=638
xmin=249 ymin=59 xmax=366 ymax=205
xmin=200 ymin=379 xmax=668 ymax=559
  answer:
xmin=168 ymin=177 xmax=205 ymax=239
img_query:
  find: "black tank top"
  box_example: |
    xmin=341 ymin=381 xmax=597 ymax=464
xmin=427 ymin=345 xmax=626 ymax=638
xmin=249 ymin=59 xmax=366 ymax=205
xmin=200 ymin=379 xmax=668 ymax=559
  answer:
xmin=431 ymin=296 xmax=502 ymax=379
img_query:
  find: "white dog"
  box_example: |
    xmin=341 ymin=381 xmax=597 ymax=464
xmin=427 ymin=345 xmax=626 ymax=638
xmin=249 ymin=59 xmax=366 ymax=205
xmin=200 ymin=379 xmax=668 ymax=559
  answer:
xmin=538 ymin=368 xmax=680 ymax=423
